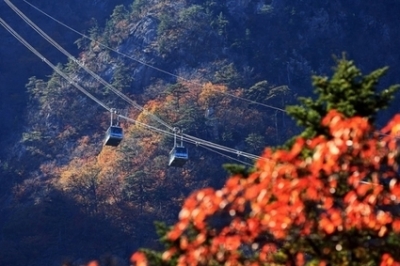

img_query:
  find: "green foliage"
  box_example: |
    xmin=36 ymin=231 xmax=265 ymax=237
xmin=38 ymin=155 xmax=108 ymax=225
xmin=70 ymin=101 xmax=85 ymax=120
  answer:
xmin=178 ymin=5 xmax=205 ymax=25
xmin=102 ymin=4 xmax=131 ymax=46
xmin=25 ymin=76 xmax=46 ymax=100
xmin=214 ymin=12 xmax=229 ymax=37
xmin=166 ymin=83 xmax=189 ymax=97
xmin=111 ymin=64 xmax=134 ymax=91
xmin=110 ymin=5 xmax=129 ymax=22
xmin=258 ymin=4 xmax=274 ymax=14
xmin=245 ymin=132 xmax=265 ymax=153
xmin=245 ymin=81 xmax=291 ymax=105
xmin=214 ymin=63 xmax=243 ymax=89
xmin=157 ymin=13 xmax=175 ymax=37
xmin=64 ymin=58 xmax=80 ymax=74
xmin=156 ymin=3 xmax=216 ymax=63
xmin=173 ymin=105 xmax=205 ymax=134
xmin=246 ymin=80 xmax=270 ymax=102
xmin=74 ymin=19 xmax=99 ymax=49
xmin=223 ymin=163 xmax=251 ymax=176
xmin=287 ymin=56 xmax=400 ymax=139
xmin=165 ymin=83 xmax=189 ymax=110
xmin=130 ymin=0 xmax=146 ymax=16
xmin=122 ymin=171 xmax=144 ymax=202
xmin=21 ymin=131 xmax=43 ymax=143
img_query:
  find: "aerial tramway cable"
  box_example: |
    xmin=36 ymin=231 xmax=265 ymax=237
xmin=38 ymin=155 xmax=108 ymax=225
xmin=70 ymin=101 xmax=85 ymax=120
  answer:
xmin=22 ymin=0 xmax=288 ymax=113
xmin=119 ymin=115 xmax=263 ymax=162
xmin=4 ymin=0 xmax=266 ymax=160
xmin=0 ymin=16 xmax=266 ymax=165
xmin=3 ymin=14 xmax=394 ymax=176
xmin=0 ymin=18 xmax=110 ymax=112
xmin=5 ymin=1 xmax=396 ymax=185
xmin=8 ymin=0 xmax=289 ymax=141
xmin=4 ymin=0 xmax=175 ymax=132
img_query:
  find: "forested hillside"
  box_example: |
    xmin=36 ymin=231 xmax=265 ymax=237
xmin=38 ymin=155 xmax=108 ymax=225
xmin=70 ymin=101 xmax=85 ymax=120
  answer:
xmin=1 ymin=0 xmax=400 ymax=265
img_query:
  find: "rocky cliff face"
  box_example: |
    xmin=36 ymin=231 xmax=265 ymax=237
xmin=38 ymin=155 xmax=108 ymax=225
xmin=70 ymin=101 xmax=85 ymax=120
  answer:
xmin=114 ymin=15 xmax=161 ymax=92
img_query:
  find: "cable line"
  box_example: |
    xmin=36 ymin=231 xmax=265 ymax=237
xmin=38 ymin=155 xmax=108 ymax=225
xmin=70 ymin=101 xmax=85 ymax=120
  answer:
xmin=0 ymin=17 xmax=110 ymax=112
xmin=5 ymin=0 xmax=175 ymax=131
xmin=199 ymin=146 xmax=254 ymax=167
xmin=6 ymin=0 xmax=267 ymax=159
xmin=0 ymin=15 xmax=264 ymax=165
xmin=22 ymin=0 xmax=190 ymax=83
xmin=9 ymin=0 xmax=285 ymax=156
xmin=22 ymin=0 xmax=288 ymax=113
xmin=0 ymin=14 xmax=264 ymax=164
xmin=182 ymin=133 xmax=261 ymax=161
xmin=4 ymin=8 xmax=389 ymax=184
xmin=119 ymin=115 xmax=263 ymax=163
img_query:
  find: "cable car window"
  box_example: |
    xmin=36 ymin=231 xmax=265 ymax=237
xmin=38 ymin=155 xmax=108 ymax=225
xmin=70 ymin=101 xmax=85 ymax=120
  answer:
xmin=176 ymin=147 xmax=188 ymax=155
xmin=111 ymin=127 xmax=123 ymax=135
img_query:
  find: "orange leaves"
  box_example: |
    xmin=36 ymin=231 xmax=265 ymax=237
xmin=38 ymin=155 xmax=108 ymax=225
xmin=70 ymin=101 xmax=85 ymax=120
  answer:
xmin=381 ymin=114 xmax=400 ymax=136
xmin=322 ymin=109 xmax=370 ymax=142
xmin=376 ymin=210 xmax=393 ymax=226
xmin=319 ymin=209 xmax=342 ymax=234
xmin=328 ymin=209 xmax=343 ymax=228
xmin=244 ymin=183 xmax=263 ymax=202
xmin=284 ymin=138 xmax=305 ymax=161
xmin=130 ymin=252 xmax=148 ymax=266
xmin=153 ymin=110 xmax=400 ymax=265
xmin=390 ymin=184 xmax=400 ymax=200
xmin=305 ymin=186 xmax=319 ymax=201
xmin=167 ymin=222 xmax=186 ymax=241
xmin=198 ymin=82 xmax=227 ymax=106
xmin=392 ymin=219 xmax=400 ymax=233
xmin=246 ymin=217 xmax=260 ymax=234
xmin=356 ymin=183 xmax=373 ymax=197
xmin=224 ymin=235 xmax=241 ymax=251
xmin=296 ymin=252 xmax=306 ymax=266
xmin=259 ymin=244 xmax=277 ymax=261
xmin=381 ymin=253 xmax=400 ymax=266
xmin=225 ymin=175 xmax=242 ymax=191
xmin=323 ymin=196 xmax=334 ymax=209
xmin=322 ymin=109 xmax=343 ymax=128
xmin=86 ymin=261 xmax=99 ymax=266
xmin=348 ymin=171 xmax=365 ymax=188
xmin=162 ymin=248 xmax=177 ymax=261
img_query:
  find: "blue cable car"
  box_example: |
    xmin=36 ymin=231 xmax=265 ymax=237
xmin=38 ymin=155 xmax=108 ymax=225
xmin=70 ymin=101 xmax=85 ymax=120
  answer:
xmin=168 ymin=128 xmax=188 ymax=167
xmin=104 ymin=109 xmax=123 ymax=147
xmin=169 ymin=146 xmax=188 ymax=167
xmin=104 ymin=125 xmax=123 ymax=146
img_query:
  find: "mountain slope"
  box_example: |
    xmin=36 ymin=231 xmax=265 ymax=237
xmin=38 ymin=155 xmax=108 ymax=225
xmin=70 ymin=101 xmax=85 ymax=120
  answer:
xmin=1 ymin=0 xmax=400 ymax=265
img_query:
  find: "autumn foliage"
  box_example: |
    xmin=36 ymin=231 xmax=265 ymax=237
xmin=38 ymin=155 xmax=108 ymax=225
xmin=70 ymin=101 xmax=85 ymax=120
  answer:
xmin=132 ymin=109 xmax=400 ymax=265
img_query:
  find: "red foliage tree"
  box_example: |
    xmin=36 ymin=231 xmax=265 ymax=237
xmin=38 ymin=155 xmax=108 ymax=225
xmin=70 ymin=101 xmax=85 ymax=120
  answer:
xmin=131 ymin=58 xmax=400 ymax=265
xmin=133 ymin=110 xmax=400 ymax=265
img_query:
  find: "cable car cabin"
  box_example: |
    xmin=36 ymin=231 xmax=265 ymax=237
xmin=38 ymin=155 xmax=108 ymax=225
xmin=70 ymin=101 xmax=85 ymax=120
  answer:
xmin=104 ymin=126 xmax=123 ymax=147
xmin=168 ymin=146 xmax=188 ymax=167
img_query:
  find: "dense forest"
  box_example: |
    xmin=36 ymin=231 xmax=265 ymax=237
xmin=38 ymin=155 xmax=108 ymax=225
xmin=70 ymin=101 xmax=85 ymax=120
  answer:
xmin=1 ymin=0 xmax=400 ymax=265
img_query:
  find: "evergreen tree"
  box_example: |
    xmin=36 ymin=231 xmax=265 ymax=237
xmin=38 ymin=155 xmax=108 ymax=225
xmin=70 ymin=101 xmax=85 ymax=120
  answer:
xmin=131 ymin=58 xmax=400 ymax=265
xmin=287 ymin=56 xmax=399 ymax=139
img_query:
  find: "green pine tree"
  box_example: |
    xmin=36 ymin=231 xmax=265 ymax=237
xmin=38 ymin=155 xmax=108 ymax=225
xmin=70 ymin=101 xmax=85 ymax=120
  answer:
xmin=286 ymin=55 xmax=399 ymax=139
